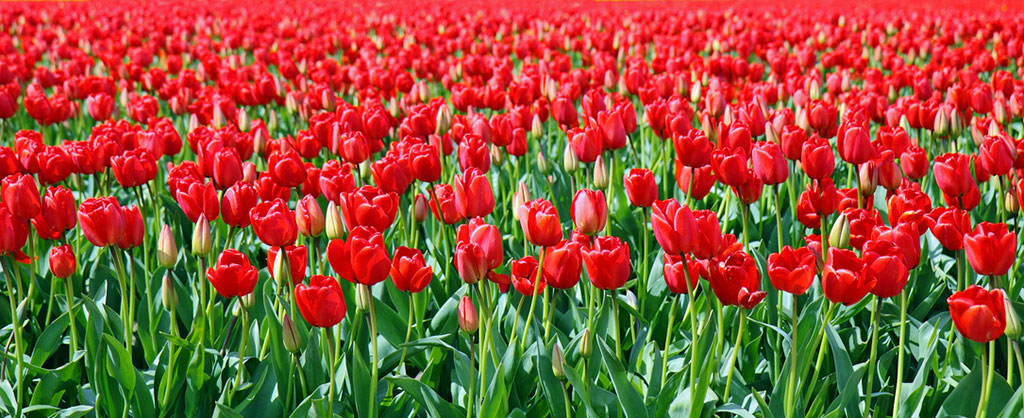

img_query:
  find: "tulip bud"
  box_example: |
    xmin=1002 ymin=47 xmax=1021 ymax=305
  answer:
xmin=322 ymin=90 xmax=336 ymax=113
xmin=436 ymin=105 xmax=452 ymax=135
xmin=933 ymin=109 xmax=949 ymax=135
xmin=413 ymin=194 xmax=428 ymax=223
xmin=580 ymin=329 xmax=593 ymax=358
xmin=999 ymin=290 xmax=1022 ymax=339
xmin=237 ymin=108 xmax=250 ymax=132
xmin=537 ymin=150 xmax=553 ymax=174
xmin=593 ymin=155 xmax=609 ymax=189
xmin=272 ymin=247 xmax=292 ymax=288
xmin=285 ymin=94 xmax=299 ymax=115
xmin=513 ymin=183 xmax=531 ymax=221
xmin=490 ymin=144 xmax=506 ymax=166
xmin=994 ymin=99 xmax=1008 ymax=125
xmin=1006 ymin=190 xmax=1020 ymax=213
xmin=253 ymin=129 xmax=268 ymax=157
xmin=191 ymin=215 xmax=212 ymax=256
xmin=355 ymin=283 xmax=372 ymax=312
xmin=551 ymin=342 xmax=566 ymax=379
xmin=268 ymin=110 xmax=278 ymax=135
xmin=242 ymin=162 xmax=257 ymax=183
xmin=162 ymin=274 xmax=177 ymax=311
xmin=949 ymin=110 xmax=962 ymax=137
xmin=240 ymin=293 xmax=255 ymax=309
xmin=282 ymin=313 xmax=303 ymax=353
xmin=325 ymin=201 xmax=344 ymax=240
xmin=765 ymin=121 xmax=779 ymax=144
xmin=359 ymin=159 xmax=372 ymax=182
xmin=562 ymin=143 xmax=578 ymax=173
xmin=212 ymin=105 xmax=225 ymax=129
xmin=828 ymin=213 xmax=850 ymax=249
xmin=858 ymin=161 xmax=879 ymax=197
xmin=188 ymin=113 xmax=200 ymax=134
xmin=531 ymin=114 xmax=544 ymax=139
xmin=296 ymin=198 xmax=325 ymax=238
xmin=157 ymin=224 xmax=177 ymax=268
xmin=458 ymin=295 xmax=478 ymax=333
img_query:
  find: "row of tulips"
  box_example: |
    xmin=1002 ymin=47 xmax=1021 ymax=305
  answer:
xmin=1 ymin=0 xmax=1024 ymax=417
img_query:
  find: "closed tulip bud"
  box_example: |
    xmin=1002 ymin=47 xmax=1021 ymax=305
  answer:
xmin=188 ymin=113 xmax=200 ymax=134
xmin=162 ymin=274 xmax=177 ymax=310
xmin=325 ymin=201 xmax=344 ymax=240
xmin=238 ymin=108 xmax=250 ymax=132
xmin=1003 ymin=291 xmax=1022 ymax=339
xmin=1007 ymin=191 xmax=1019 ymax=213
xmin=253 ymin=129 xmax=268 ymax=157
xmin=551 ymin=342 xmax=566 ymax=379
xmin=157 ymin=224 xmax=177 ymax=268
xmin=829 ymin=213 xmax=850 ymax=249
xmin=359 ymin=159 xmax=372 ymax=182
xmin=212 ymin=105 xmax=225 ymax=129
xmin=490 ymin=144 xmax=505 ymax=166
xmin=322 ymin=90 xmax=336 ymax=113
xmin=537 ymin=150 xmax=552 ymax=174
xmin=994 ymin=99 xmax=1007 ymax=125
xmin=295 ymin=195 xmax=325 ymax=237
xmin=240 ymin=293 xmax=255 ymax=309
xmin=580 ymin=329 xmax=593 ymax=358
xmin=436 ymin=105 xmax=452 ymax=135
xmin=563 ymin=143 xmax=578 ymax=173
xmin=268 ymin=110 xmax=278 ymax=135
xmin=531 ymin=114 xmax=544 ymax=139
xmin=281 ymin=313 xmax=302 ymax=353
xmin=458 ymin=295 xmax=478 ymax=333
xmin=272 ymin=247 xmax=292 ymax=288
xmin=858 ymin=161 xmax=879 ymax=197
xmin=191 ymin=214 xmax=212 ymax=256
xmin=949 ymin=110 xmax=962 ymax=137
xmin=592 ymin=155 xmax=609 ymax=189
xmin=690 ymin=82 xmax=702 ymax=104
xmin=513 ymin=183 xmax=531 ymax=221
xmin=285 ymin=94 xmax=299 ymax=114
xmin=933 ymin=109 xmax=949 ymax=135
xmin=355 ymin=283 xmax=371 ymax=312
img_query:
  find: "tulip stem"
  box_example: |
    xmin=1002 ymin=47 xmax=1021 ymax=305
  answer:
xmin=740 ymin=203 xmax=750 ymax=250
xmin=681 ymin=258 xmax=700 ymax=414
xmin=322 ymin=327 xmax=337 ymax=415
xmin=544 ymin=289 xmax=557 ymax=344
xmin=466 ymin=337 xmax=475 ymax=418
xmin=110 ymin=248 xmax=133 ymax=352
xmin=399 ymin=292 xmax=415 ymax=370
xmin=801 ymin=301 xmax=836 ymax=408
xmin=64 ymin=276 xmax=78 ymax=356
xmin=723 ymin=313 xmax=746 ymax=402
xmin=864 ymin=297 xmax=879 ymax=416
xmin=974 ymin=341 xmax=995 ymax=418
xmin=521 ymin=255 xmax=542 ymax=351
xmin=893 ymin=290 xmax=908 ymax=416
xmin=785 ymin=295 xmax=798 ymax=418
xmin=473 ymin=284 xmax=489 ymax=409
xmin=2 ymin=257 xmax=24 ymax=417
xmin=230 ymin=307 xmax=249 ymax=404
xmin=509 ymin=293 xmax=526 ymax=351
xmin=639 ymin=207 xmax=650 ymax=314
xmin=368 ymin=294 xmax=380 ymax=417
xmin=610 ymin=289 xmax=622 ymax=360
xmin=660 ymin=293 xmax=679 ymax=388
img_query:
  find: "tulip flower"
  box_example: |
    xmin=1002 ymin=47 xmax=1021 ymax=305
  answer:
xmin=390 ymin=246 xmax=433 ymax=293
xmin=542 ymin=240 xmax=583 ymax=289
xmin=175 ymin=180 xmax=220 ymax=223
xmin=249 ymin=199 xmax=298 ymax=247
xmin=206 ymin=249 xmax=258 ymax=298
xmin=752 ymin=141 xmax=789 ymax=185
xmin=295 ymin=195 xmax=325 ymax=237
xmin=117 ymin=205 xmax=144 ymax=250
xmin=510 ymin=256 xmax=543 ymax=296
xmin=221 ymin=183 xmax=259 ymax=228
xmin=651 ymin=198 xmax=697 ymax=255
xmin=623 ymin=168 xmax=657 ymax=207
xmin=924 ymin=207 xmax=971 ymax=251
xmin=821 ymin=248 xmax=874 ymax=306
xmin=581 ymin=236 xmax=630 ymax=290
xmin=458 ymin=296 xmax=479 ymax=333
xmin=800 ymin=134 xmax=835 ymax=179
xmin=2 ymin=174 xmax=41 ymax=221
xmin=453 ymin=168 xmax=495 ymax=218
xmin=947 ymin=285 xmax=1006 ymax=343
xmin=295 ymin=275 xmax=347 ymax=328
xmin=570 ymin=189 xmax=607 ymax=235
xmin=267 ymin=245 xmax=308 ymax=285
xmin=339 ymin=186 xmax=399 ymax=232
xmin=767 ymin=246 xmax=817 ymax=295
xmin=520 ymin=198 xmax=562 ymax=247
xmin=708 ymin=251 xmax=766 ymax=309
xmin=77 ymin=197 xmax=126 ymax=247
xmin=863 ymin=239 xmax=909 ymax=298
xmin=963 ymin=222 xmax=1017 ymax=276
xmin=663 ymin=253 xmax=700 ymax=294
xmin=933 ymin=153 xmax=975 ymax=197
xmin=48 ymin=244 xmax=76 ymax=279
xmin=111 ymin=148 xmax=158 ymax=188
xmin=455 ymin=217 xmax=502 ymax=270
xmin=267 ymin=148 xmax=307 ymax=188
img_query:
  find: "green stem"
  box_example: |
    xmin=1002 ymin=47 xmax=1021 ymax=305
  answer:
xmin=865 ymin=297 xmax=880 ymax=416
xmin=785 ymin=295 xmax=798 ymax=418
xmin=474 ymin=284 xmax=489 ymax=409
xmin=521 ymin=276 xmax=542 ymax=351
xmin=466 ymin=338 xmax=475 ymax=418
xmin=661 ymin=294 xmax=679 ymax=387
xmin=640 ymin=207 xmax=650 ymax=314
xmin=398 ymin=292 xmax=415 ymax=369
xmin=545 ymin=289 xmax=557 ymax=344
xmin=723 ymin=313 xmax=747 ymax=402
xmin=802 ymin=302 xmax=837 ymax=406
xmin=508 ymin=293 xmax=526 ymax=351
xmin=893 ymin=290 xmax=908 ymax=416
xmin=2 ymin=257 xmax=24 ymax=417
xmin=324 ymin=327 xmax=337 ymax=415
xmin=64 ymin=276 xmax=78 ymax=356
xmin=368 ymin=295 xmax=380 ymax=417
xmin=110 ymin=248 xmax=133 ymax=351
xmin=230 ymin=307 xmax=250 ymax=403
xmin=610 ymin=289 xmax=622 ymax=360
xmin=974 ymin=341 xmax=995 ymax=418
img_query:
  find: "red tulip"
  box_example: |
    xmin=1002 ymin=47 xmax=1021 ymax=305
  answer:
xmin=212 ymin=147 xmax=243 ymax=189
xmin=964 ymin=222 xmax=1017 ymax=276
xmin=453 ymin=168 xmax=494 ymax=218
xmin=800 ymin=134 xmax=835 ymax=180
xmin=268 ymin=148 xmax=307 ymax=188
xmin=371 ymin=153 xmax=413 ymax=195
xmin=569 ymin=126 xmax=603 ymax=163
xmin=581 ymin=236 xmax=630 ymax=290
xmin=48 ymin=244 xmax=76 ymax=278
xmin=767 ymin=245 xmax=816 ymax=295
xmin=428 ymin=183 xmax=463 ymax=224
xmin=511 ymin=256 xmax=544 ymax=296
xmin=663 ymin=253 xmax=700 ymax=294
xmin=390 ymin=246 xmax=433 ymax=293
xmin=947 ymin=285 xmax=1006 ymax=343
xmin=979 ymin=135 xmax=1015 ymax=176
xmin=933 ymin=153 xmax=975 ymax=197
xmin=32 ymin=185 xmax=76 ymax=239
xmin=796 ymin=178 xmax=839 ymax=228
xmin=268 ymin=245 xmax=308 ymax=285
xmin=871 ymin=223 xmax=922 ymax=270
xmin=456 ymin=217 xmax=502 ymax=270
xmin=221 ymin=183 xmax=259 ymax=228
xmin=37 ymin=146 xmax=73 ymax=185
xmin=752 ymin=141 xmax=789 ymax=185
xmin=346 ymin=226 xmax=391 ymax=286
xmin=899 ymin=145 xmax=928 ymax=180
xmin=458 ymin=295 xmax=479 ymax=333
xmin=711 ymin=147 xmax=750 ymax=187
xmin=675 ymin=163 xmax=716 ymax=200
xmin=2 ymin=174 xmax=41 ymax=220
xmin=821 ymin=248 xmax=874 ymax=306
xmin=863 ymin=239 xmax=909 ymax=298
xmin=295 ymin=195 xmax=324 ymax=237
xmin=520 ymin=198 xmax=562 ymax=247
xmin=117 ymin=205 xmax=144 ymax=250
xmin=836 ymin=124 xmax=876 ymax=165
xmin=925 ymin=207 xmax=972 ymax=251
xmin=458 ymin=134 xmax=490 ymax=173
xmin=733 ymin=172 xmax=763 ymax=205
xmin=319 ymin=160 xmax=356 ymax=204
xmin=651 ymin=198 xmax=697 ymax=255
xmin=175 ymin=180 xmax=220 ymax=223
xmin=249 ymin=199 xmax=298 ymax=247
xmin=0 ymin=205 xmax=28 ymax=257
xmin=86 ymin=93 xmax=114 ymax=121
xmin=406 ymin=142 xmax=441 ymax=183
xmin=454 ymin=241 xmax=489 ymax=285
xmin=623 ymin=168 xmax=657 ymax=207
xmin=542 ymin=239 xmax=583 ymax=289
xmin=77 ymin=197 xmax=125 ymax=247
xmin=206 ymin=249 xmax=258 ymax=298
xmin=340 ymin=186 xmax=399 ymax=232
xmin=111 ymin=148 xmax=158 ymax=188
xmin=673 ymin=129 xmax=712 ymax=168
xmin=570 ymin=189 xmax=607 ymax=235
xmin=295 ymin=274 xmax=347 ymax=328
xmin=691 ymin=210 xmax=723 ymax=260
xmin=708 ymin=251 xmax=766 ymax=309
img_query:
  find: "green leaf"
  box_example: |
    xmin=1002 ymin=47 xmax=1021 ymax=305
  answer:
xmin=597 ymin=339 xmax=648 ymax=418
xmin=387 ymin=377 xmax=463 ymax=417
xmin=101 ymin=334 xmax=136 ymax=392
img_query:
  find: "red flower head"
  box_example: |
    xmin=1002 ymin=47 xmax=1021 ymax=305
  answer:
xmin=340 ymin=186 xmax=399 ymax=232
xmin=206 ymin=249 xmax=258 ymax=298
xmin=390 ymin=246 xmax=433 ymax=293
xmin=345 ymin=226 xmax=391 ymax=286
xmin=77 ymin=197 xmax=125 ymax=247
xmin=48 ymin=244 xmax=76 ymax=279
xmin=822 ymin=248 xmax=874 ymax=306
xmin=456 ymin=217 xmax=503 ymax=270
xmin=623 ymin=168 xmax=657 ymax=207
xmin=295 ymin=275 xmax=347 ymax=328
xmin=249 ymin=199 xmax=298 ymax=247
xmin=925 ymin=207 xmax=972 ymax=251
xmin=453 ymin=168 xmax=494 ymax=219
xmin=752 ymin=141 xmax=789 ymax=185
xmin=542 ymin=239 xmax=583 ymax=289
xmin=709 ymin=251 xmax=766 ymax=309
xmin=571 ymin=189 xmax=607 ymax=235
xmin=175 ymin=180 xmax=220 ymax=223
xmin=520 ymin=198 xmax=562 ymax=247
xmin=947 ymin=286 xmax=1006 ymax=343
xmin=212 ymin=147 xmax=243 ymax=189
xmin=768 ymin=245 xmax=817 ymax=295
xmin=511 ymin=256 xmax=544 ymax=296
xmin=111 ymin=148 xmax=158 ymax=188
xmin=117 ymin=205 xmax=144 ymax=250
xmin=268 ymin=245 xmax=308 ymax=285
xmin=371 ymin=153 xmax=413 ymax=195
xmin=651 ymin=198 xmax=697 ymax=255
xmin=663 ymin=253 xmax=700 ymax=294
xmin=800 ymin=134 xmax=835 ymax=180
xmin=428 ymin=183 xmax=463 ymax=225
xmin=582 ymin=236 xmax=630 ymax=290
xmin=2 ymin=174 xmax=41 ymax=220
xmin=933 ymin=153 xmax=975 ymax=197
xmin=221 ymin=183 xmax=259 ymax=228
xmin=863 ymin=239 xmax=909 ymax=298
xmin=268 ymin=148 xmax=307 ymax=188
xmin=964 ymin=222 xmax=1017 ymax=277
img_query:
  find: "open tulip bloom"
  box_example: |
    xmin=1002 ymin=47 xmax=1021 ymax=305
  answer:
xmin=3 ymin=1 xmax=1024 ymax=417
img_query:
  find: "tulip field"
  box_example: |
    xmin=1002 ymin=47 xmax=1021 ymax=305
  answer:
xmin=3 ymin=0 xmax=1024 ymax=416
